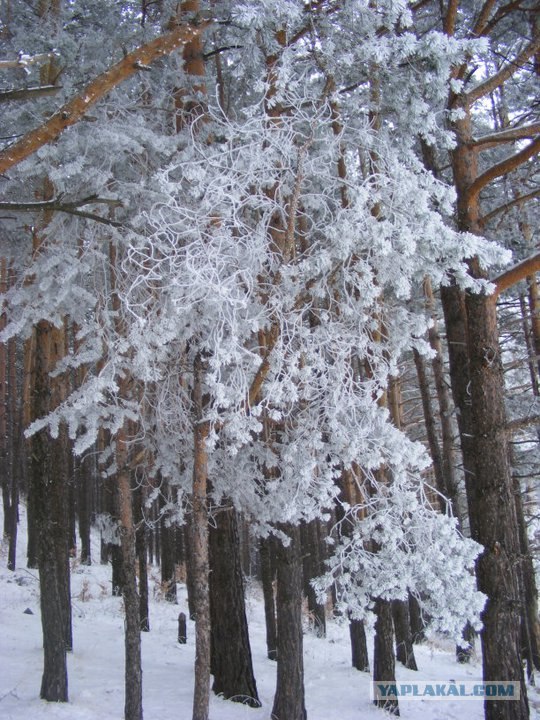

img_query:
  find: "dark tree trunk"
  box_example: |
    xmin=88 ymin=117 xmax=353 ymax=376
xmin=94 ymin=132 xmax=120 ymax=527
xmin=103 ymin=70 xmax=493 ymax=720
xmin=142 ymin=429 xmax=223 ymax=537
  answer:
xmin=464 ymin=284 xmax=528 ymax=720
xmin=134 ymin=486 xmax=150 ymax=632
xmin=191 ymin=353 xmax=211 ymax=720
xmin=31 ymin=319 xmax=71 ymax=701
xmin=513 ymin=473 xmax=540 ymax=673
xmin=413 ymin=348 xmax=446 ymax=502
xmin=209 ymin=505 xmax=260 ymax=707
xmin=184 ymin=514 xmax=197 ymax=621
xmin=373 ymin=597 xmax=399 ymax=716
xmin=349 ymin=618 xmax=370 ymax=672
xmin=116 ymin=454 xmax=143 ymax=720
xmin=260 ymin=535 xmax=278 ymax=661
xmin=160 ymin=490 xmax=178 ymax=603
xmin=271 ymin=523 xmax=307 ymax=720
xmin=300 ymin=519 xmax=326 ymax=638
xmin=77 ymin=454 xmax=92 ymax=565
xmin=111 ymin=543 xmax=124 ymax=597
xmin=392 ymin=599 xmax=418 ymax=671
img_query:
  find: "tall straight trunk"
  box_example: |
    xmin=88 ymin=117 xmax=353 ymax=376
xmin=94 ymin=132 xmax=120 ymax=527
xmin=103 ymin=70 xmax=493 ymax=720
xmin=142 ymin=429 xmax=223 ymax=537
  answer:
xmin=519 ymin=292 xmax=540 ymax=399
xmin=24 ymin=334 xmax=38 ymax=569
xmin=528 ymin=275 xmax=540 ymax=378
xmin=134 ymin=485 xmax=150 ymax=632
xmin=6 ymin=308 xmax=20 ymax=571
xmin=209 ymin=505 xmax=260 ymax=707
xmin=160 ymin=486 xmax=178 ymax=602
xmin=513 ymin=471 xmax=540 ymax=673
xmin=184 ymin=516 xmax=197 ymax=620
xmin=349 ymin=619 xmax=370 ymax=672
xmin=77 ymin=453 xmax=92 ymax=565
xmin=191 ymin=353 xmax=211 ymax=720
xmin=464 ymin=282 xmax=528 ymax=718
xmin=271 ymin=523 xmax=307 ymax=720
xmin=392 ymin=599 xmax=418 ymax=671
xmin=373 ymin=598 xmax=399 ymax=716
xmin=116 ymin=425 xmax=143 ymax=720
xmin=31 ymin=320 xmax=70 ymax=701
xmin=260 ymin=535 xmax=278 ymax=661
xmin=300 ymin=519 xmax=326 ymax=638
xmin=442 ymin=94 xmax=529 ymax=715
xmin=412 ymin=348 xmax=446 ymax=501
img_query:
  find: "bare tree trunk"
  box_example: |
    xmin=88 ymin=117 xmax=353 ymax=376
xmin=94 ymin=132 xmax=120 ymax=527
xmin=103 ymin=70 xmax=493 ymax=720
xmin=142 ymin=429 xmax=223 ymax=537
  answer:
xmin=116 ymin=425 xmax=143 ymax=720
xmin=260 ymin=535 xmax=278 ymax=661
xmin=209 ymin=504 xmax=260 ymax=707
xmin=160 ymin=484 xmax=178 ymax=603
xmin=349 ymin=618 xmax=370 ymax=672
xmin=412 ymin=348 xmax=446 ymax=501
xmin=300 ymin=519 xmax=326 ymax=638
xmin=271 ymin=523 xmax=307 ymax=720
xmin=134 ymin=484 xmax=150 ymax=632
xmin=392 ymin=599 xmax=418 ymax=671
xmin=373 ymin=597 xmax=399 ymax=716
xmin=31 ymin=320 xmax=70 ymax=701
xmin=191 ymin=353 xmax=211 ymax=720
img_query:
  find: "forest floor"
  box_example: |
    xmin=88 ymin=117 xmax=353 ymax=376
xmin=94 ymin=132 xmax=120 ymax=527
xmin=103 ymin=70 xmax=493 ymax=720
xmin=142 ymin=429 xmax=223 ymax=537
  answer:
xmin=1 ymin=502 xmax=540 ymax=720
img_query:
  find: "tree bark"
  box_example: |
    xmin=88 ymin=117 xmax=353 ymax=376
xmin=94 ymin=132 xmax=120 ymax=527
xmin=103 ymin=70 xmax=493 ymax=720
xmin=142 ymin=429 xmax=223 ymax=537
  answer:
xmin=209 ymin=505 xmax=260 ymax=707
xmin=260 ymin=535 xmax=278 ymax=661
xmin=349 ymin=618 xmax=370 ymax=672
xmin=373 ymin=597 xmax=399 ymax=716
xmin=191 ymin=353 xmax=211 ymax=720
xmin=116 ymin=428 xmax=143 ymax=720
xmin=134 ymin=485 xmax=150 ymax=632
xmin=31 ymin=320 xmax=70 ymax=701
xmin=300 ymin=519 xmax=326 ymax=638
xmin=392 ymin=599 xmax=418 ymax=671
xmin=160 ymin=487 xmax=178 ymax=603
xmin=271 ymin=523 xmax=307 ymax=720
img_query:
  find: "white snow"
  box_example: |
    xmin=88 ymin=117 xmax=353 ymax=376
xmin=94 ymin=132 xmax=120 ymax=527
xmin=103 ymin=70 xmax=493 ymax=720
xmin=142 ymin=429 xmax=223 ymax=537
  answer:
xmin=1 ymin=501 xmax=539 ymax=720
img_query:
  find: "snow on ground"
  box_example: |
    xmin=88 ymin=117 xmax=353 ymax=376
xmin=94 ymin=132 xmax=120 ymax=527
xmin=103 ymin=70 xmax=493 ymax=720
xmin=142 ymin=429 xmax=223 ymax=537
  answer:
xmin=1 ymin=501 xmax=540 ymax=720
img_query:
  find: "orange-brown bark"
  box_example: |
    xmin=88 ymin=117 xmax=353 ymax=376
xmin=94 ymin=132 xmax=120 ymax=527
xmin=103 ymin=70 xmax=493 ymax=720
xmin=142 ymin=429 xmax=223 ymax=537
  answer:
xmin=0 ymin=20 xmax=211 ymax=174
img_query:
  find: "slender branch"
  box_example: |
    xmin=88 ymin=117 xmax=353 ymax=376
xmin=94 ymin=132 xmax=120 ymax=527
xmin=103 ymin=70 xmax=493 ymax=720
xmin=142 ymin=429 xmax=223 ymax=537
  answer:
xmin=0 ymin=195 xmax=124 ymax=227
xmin=507 ymin=414 xmax=540 ymax=432
xmin=480 ymin=188 xmax=540 ymax=225
xmin=481 ymin=0 xmax=530 ymax=38
xmin=0 ymin=85 xmax=62 ymax=103
xmin=202 ymin=45 xmax=242 ymax=60
xmin=443 ymin=0 xmax=460 ymax=37
xmin=465 ymin=135 xmax=540 ymax=202
xmin=492 ymin=252 xmax=540 ymax=298
xmin=0 ymin=20 xmax=212 ymax=174
xmin=466 ymin=37 xmax=540 ymax=105
xmin=471 ymin=122 xmax=540 ymax=149
xmin=470 ymin=0 xmax=496 ymax=37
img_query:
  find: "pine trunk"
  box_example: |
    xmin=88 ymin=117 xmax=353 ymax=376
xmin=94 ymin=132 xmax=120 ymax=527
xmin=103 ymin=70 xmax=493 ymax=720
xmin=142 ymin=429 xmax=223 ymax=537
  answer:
xmin=392 ymin=599 xmax=418 ymax=671
xmin=271 ymin=523 xmax=307 ymax=720
xmin=160 ymin=489 xmax=178 ymax=603
xmin=209 ymin=505 xmax=260 ymax=707
xmin=349 ymin=618 xmax=370 ymax=672
xmin=260 ymin=535 xmax=278 ymax=661
xmin=300 ymin=519 xmax=326 ymax=638
xmin=31 ymin=320 xmax=71 ymax=701
xmin=191 ymin=353 xmax=211 ymax=720
xmin=134 ymin=485 xmax=150 ymax=632
xmin=116 ymin=428 xmax=143 ymax=720
xmin=373 ymin=597 xmax=399 ymax=716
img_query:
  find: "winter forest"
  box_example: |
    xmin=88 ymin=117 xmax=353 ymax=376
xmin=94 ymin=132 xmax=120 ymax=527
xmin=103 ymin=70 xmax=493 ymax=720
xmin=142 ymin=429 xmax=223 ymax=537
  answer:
xmin=0 ymin=1 xmax=539 ymax=719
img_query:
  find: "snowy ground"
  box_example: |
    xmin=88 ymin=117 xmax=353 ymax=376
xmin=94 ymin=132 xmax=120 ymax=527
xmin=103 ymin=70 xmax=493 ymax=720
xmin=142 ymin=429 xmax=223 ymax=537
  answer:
xmin=1 ymin=502 xmax=540 ymax=720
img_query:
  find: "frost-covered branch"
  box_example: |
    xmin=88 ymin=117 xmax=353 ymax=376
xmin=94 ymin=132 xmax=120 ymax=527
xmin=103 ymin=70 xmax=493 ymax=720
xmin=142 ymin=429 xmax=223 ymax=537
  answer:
xmin=0 ymin=20 xmax=212 ymax=174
